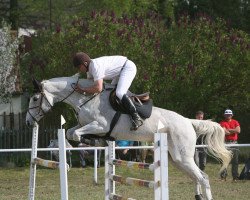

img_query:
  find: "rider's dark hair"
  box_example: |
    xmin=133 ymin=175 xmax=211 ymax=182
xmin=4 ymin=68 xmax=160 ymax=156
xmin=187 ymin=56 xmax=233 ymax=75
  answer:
xmin=196 ymin=111 xmax=204 ymax=115
xmin=73 ymin=52 xmax=91 ymax=68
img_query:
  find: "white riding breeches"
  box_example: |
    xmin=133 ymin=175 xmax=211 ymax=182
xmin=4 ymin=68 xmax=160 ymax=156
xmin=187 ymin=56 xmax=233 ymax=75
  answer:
xmin=115 ymin=60 xmax=137 ymax=100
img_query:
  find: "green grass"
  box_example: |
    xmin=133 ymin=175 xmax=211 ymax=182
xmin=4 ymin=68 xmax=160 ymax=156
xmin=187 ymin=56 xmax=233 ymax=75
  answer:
xmin=0 ymin=163 xmax=249 ymax=200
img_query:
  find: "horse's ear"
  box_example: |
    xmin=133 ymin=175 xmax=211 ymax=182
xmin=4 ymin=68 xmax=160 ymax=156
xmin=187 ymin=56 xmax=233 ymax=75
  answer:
xmin=32 ymin=78 xmax=42 ymax=92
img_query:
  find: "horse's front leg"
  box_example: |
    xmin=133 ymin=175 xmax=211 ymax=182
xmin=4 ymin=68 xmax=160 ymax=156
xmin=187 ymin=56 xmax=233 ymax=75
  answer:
xmin=69 ymin=121 xmax=107 ymax=142
xmin=66 ymin=125 xmax=82 ymax=141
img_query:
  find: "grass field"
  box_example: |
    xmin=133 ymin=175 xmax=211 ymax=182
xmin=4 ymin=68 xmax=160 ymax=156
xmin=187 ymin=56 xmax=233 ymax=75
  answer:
xmin=0 ymin=163 xmax=249 ymax=200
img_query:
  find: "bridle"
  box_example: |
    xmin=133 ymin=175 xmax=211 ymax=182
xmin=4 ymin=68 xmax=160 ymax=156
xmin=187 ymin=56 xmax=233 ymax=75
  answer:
xmin=27 ymin=91 xmax=53 ymax=123
xmin=27 ymin=78 xmax=100 ymax=123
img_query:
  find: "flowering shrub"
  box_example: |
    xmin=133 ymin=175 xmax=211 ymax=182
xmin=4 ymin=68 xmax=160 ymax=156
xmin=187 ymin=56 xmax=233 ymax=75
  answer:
xmin=21 ymin=11 xmax=166 ymax=95
xmin=159 ymin=15 xmax=250 ymax=117
xmin=0 ymin=22 xmax=19 ymax=103
xmin=21 ymin=12 xmax=250 ymax=118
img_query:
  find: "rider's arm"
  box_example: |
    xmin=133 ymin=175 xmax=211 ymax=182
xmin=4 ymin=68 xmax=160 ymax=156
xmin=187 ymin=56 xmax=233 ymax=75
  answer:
xmin=76 ymin=79 xmax=103 ymax=94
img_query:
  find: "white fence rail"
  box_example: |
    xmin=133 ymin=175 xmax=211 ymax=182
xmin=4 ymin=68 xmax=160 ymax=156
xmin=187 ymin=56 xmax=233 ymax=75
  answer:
xmin=0 ymin=144 xmax=250 ymax=184
xmin=1 ymin=143 xmax=250 ymax=153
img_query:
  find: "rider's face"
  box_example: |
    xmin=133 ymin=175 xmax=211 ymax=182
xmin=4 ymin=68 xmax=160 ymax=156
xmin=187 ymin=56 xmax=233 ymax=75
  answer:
xmin=196 ymin=114 xmax=204 ymax=120
xmin=78 ymin=64 xmax=87 ymax=73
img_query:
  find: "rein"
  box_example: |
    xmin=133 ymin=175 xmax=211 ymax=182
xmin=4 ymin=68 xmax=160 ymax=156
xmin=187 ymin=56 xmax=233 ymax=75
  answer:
xmin=60 ymin=78 xmax=79 ymax=102
xmin=78 ymin=92 xmax=100 ymax=108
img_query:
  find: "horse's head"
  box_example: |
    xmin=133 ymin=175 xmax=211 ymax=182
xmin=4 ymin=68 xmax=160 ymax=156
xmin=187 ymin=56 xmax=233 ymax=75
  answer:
xmin=26 ymin=76 xmax=94 ymax=127
xmin=26 ymin=79 xmax=54 ymax=127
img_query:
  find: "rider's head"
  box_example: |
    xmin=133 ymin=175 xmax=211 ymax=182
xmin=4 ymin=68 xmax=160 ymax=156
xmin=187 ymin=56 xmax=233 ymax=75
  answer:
xmin=73 ymin=52 xmax=91 ymax=72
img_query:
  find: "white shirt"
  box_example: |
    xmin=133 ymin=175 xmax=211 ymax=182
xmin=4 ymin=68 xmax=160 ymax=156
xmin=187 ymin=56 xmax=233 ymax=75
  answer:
xmin=87 ymin=56 xmax=127 ymax=81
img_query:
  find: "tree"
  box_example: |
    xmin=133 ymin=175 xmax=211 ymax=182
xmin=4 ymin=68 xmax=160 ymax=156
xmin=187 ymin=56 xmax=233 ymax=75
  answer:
xmin=174 ymin=0 xmax=250 ymax=33
xmin=18 ymin=5 xmax=250 ymax=141
xmin=159 ymin=16 xmax=250 ymax=118
xmin=0 ymin=22 xmax=19 ymax=103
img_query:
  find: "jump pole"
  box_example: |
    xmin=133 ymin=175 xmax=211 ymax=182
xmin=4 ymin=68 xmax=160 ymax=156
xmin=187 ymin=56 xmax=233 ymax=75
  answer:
xmin=28 ymin=122 xmax=39 ymax=200
xmin=105 ymin=120 xmax=169 ymax=200
xmin=105 ymin=140 xmax=116 ymax=199
xmin=28 ymin=116 xmax=69 ymax=200
xmin=154 ymin=120 xmax=169 ymax=199
xmin=58 ymin=115 xmax=69 ymax=200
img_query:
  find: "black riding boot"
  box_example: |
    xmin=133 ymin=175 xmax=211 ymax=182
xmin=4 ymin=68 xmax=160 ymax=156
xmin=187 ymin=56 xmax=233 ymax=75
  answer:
xmin=121 ymin=94 xmax=143 ymax=130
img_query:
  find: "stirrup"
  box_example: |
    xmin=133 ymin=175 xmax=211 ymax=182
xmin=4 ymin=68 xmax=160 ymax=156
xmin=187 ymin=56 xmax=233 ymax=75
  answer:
xmin=130 ymin=119 xmax=143 ymax=131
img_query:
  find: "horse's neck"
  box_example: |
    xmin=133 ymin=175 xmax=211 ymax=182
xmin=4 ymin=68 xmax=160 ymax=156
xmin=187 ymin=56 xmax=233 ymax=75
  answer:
xmin=44 ymin=77 xmax=94 ymax=110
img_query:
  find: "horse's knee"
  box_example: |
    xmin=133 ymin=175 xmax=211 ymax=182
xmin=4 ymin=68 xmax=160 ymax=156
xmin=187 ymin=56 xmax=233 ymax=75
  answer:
xmin=72 ymin=130 xmax=81 ymax=142
xmin=66 ymin=129 xmax=74 ymax=140
xmin=66 ymin=129 xmax=81 ymax=142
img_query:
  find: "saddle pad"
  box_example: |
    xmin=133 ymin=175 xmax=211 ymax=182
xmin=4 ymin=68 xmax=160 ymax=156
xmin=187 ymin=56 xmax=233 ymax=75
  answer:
xmin=109 ymin=90 xmax=153 ymax=119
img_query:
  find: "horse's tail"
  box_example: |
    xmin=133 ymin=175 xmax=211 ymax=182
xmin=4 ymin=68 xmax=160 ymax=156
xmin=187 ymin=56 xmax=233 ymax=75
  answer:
xmin=190 ymin=119 xmax=232 ymax=172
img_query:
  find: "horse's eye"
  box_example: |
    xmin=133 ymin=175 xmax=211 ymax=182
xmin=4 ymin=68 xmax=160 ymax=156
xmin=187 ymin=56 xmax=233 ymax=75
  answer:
xmin=33 ymin=96 xmax=39 ymax=101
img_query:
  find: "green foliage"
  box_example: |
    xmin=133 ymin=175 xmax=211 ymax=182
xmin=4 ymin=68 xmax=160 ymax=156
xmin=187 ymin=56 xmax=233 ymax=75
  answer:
xmin=159 ymin=15 xmax=250 ymax=118
xmin=20 ymin=10 xmax=166 ymax=126
xmin=21 ymin=11 xmax=166 ymax=94
xmin=174 ymin=0 xmax=250 ymax=33
xmin=20 ymin=10 xmax=250 ymax=133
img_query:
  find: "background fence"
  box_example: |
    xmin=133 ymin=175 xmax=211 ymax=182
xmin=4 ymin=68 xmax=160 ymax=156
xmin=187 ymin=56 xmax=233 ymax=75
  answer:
xmin=0 ymin=127 xmax=58 ymax=166
xmin=0 ymin=112 xmax=60 ymax=167
xmin=0 ymin=107 xmax=77 ymax=166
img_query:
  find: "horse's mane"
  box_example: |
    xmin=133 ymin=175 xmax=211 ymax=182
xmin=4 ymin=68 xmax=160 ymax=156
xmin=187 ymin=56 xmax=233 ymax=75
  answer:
xmin=42 ymin=76 xmax=115 ymax=90
xmin=41 ymin=76 xmax=94 ymax=88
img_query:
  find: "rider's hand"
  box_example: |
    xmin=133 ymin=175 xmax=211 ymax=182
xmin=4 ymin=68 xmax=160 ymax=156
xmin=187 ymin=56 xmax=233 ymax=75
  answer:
xmin=74 ymin=84 xmax=84 ymax=94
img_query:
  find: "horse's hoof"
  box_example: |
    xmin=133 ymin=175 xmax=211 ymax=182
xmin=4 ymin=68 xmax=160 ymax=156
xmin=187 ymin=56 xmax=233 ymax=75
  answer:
xmin=195 ymin=194 xmax=203 ymax=200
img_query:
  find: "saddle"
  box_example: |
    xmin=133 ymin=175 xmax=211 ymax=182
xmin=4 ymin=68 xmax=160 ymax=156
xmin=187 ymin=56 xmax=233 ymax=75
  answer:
xmin=109 ymin=89 xmax=153 ymax=119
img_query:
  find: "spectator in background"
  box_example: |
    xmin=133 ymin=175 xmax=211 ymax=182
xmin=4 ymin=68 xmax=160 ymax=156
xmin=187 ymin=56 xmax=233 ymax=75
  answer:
xmin=116 ymin=140 xmax=134 ymax=161
xmin=220 ymin=109 xmax=241 ymax=181
xmin=78 ymin=138 xmax=103 ymax=168
xmin=48 ymin=139 xmax=73 ymax=168
xmin=194 ymin=111 xmax=207 ymax=171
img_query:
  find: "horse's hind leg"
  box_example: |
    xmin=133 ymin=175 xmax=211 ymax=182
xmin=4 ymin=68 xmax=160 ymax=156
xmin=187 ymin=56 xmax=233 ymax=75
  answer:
xmin=168 ymin=139 xmax=213 ymax=200
xmin=179 ymin=159 xmax=212 ymax=200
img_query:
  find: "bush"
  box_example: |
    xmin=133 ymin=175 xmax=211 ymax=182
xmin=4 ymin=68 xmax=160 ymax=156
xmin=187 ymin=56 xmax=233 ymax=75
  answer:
xmin=158 ymin=15 xmax=250 ymax=118
xmin=21 ymin=12 xmax=250 ymax=135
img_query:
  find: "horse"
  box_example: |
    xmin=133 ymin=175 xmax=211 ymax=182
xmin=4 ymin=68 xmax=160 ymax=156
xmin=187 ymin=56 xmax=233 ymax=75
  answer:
xmin=26 ymin=76 xmax=232 ymax=200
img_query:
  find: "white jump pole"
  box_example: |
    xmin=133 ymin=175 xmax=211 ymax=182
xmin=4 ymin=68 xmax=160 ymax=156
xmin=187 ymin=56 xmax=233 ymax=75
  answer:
xmin=105 ymin=141 xmax=115 ymax=200
xmin=29 ymin=122 xmax=39 ymax=200
xmin=94 ymin=149 xmax=98 ymax=184
xmin=105 ymin=120 xmax=169 ymax=200
xmin=160 ymin=132 xmax=169 ymax=199
xmin=153 ymin=120 xmax=168 ymax=199
xmin=58 ymin=115 xmax=68 ymax=200
xmin=58 ymin=128 xmax=69 ymax=200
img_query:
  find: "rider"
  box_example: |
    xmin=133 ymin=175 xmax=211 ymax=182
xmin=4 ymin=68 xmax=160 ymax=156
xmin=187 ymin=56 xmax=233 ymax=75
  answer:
xmin=72 ymin=52 xmax=143 ymax=130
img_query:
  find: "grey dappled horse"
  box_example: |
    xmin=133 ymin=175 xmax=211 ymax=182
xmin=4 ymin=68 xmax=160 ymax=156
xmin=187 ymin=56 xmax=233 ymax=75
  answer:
xmin=26 ymin=77 xmax=232 ymax=200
